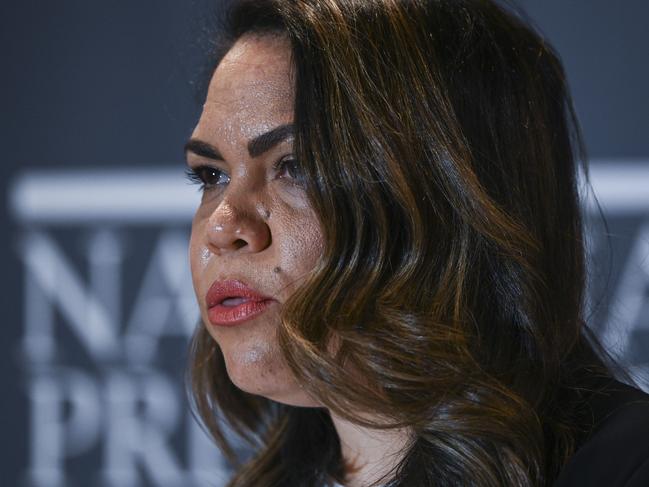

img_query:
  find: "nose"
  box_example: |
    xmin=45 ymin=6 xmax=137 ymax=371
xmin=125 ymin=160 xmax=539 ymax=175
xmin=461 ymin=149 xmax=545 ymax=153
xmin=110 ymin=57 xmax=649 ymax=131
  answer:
xmin=205 ymin=198 xmax=271 ymax=255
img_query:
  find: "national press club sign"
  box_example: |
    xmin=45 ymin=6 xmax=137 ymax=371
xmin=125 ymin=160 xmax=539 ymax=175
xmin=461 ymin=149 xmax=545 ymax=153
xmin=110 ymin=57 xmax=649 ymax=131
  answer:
xmin=8 ymin=161 xmax=649 ymax=486
xmin=9 ymin=168 xmax=235 ymax=487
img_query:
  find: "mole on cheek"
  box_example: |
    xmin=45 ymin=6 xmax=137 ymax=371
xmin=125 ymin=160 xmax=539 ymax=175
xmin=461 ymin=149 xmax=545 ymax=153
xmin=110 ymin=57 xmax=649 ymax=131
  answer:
xmin=262 ymin=365 xmax=274 ymax=379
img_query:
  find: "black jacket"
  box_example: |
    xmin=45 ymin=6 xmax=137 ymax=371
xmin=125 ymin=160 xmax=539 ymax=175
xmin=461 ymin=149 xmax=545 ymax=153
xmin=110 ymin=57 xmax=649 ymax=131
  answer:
xmin=553 ymin=377 xmax=649 ymax=486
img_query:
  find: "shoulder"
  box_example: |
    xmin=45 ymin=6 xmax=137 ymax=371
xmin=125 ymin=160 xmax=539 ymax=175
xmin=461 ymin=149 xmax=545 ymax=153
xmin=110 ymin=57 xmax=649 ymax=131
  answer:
xmin=553 ymin=378 xmax=649 ymax=487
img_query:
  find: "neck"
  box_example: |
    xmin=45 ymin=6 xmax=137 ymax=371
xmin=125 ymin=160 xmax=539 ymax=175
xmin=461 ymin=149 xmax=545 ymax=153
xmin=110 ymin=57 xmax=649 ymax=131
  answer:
xmin=328 ymin=412 xmax=413 ymax=487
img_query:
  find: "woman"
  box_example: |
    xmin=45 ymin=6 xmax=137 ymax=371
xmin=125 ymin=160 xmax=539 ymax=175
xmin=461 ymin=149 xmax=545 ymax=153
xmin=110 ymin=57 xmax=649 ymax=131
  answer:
xmin=184 ymin=0 xmax=649 ymax=485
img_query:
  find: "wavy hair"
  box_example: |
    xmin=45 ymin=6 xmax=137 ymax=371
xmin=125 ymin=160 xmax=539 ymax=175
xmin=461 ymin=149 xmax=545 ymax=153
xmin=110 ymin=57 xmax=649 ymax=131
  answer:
xmin=188 ymin=1 xmax=622 ymax=485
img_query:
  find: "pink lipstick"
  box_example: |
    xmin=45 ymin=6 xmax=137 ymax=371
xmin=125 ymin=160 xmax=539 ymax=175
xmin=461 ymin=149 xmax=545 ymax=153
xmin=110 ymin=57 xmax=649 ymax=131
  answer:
xmin=206 ymin=279 xmax=276 ymax=327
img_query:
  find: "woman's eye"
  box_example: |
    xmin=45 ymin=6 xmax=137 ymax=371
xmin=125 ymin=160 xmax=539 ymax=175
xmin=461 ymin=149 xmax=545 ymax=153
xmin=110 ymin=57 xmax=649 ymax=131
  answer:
xmin=274 ymin=157 xmax=305 ymax=185
xmin=185 ymin=165 xmax=230 ymax=191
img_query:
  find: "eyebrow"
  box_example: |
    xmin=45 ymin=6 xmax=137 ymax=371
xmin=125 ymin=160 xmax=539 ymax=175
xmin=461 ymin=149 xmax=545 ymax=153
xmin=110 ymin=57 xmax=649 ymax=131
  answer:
xmin=184 ymin=123 xmax=295 ymax=161
xmin=247 ymin=123 xmax=294 ymax=158
xmin=183 ymin=139 xmax=223 ymax=160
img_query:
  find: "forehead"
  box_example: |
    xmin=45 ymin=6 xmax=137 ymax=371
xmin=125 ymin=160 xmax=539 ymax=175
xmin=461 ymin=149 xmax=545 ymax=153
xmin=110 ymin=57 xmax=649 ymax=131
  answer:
xmin=197 ymin=34 xmax=294 ymax=141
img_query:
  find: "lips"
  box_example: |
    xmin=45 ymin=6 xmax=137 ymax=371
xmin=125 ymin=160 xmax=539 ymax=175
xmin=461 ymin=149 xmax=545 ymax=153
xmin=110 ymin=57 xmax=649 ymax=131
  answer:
xmin=205 ymin=279 xmax=275 ymax=326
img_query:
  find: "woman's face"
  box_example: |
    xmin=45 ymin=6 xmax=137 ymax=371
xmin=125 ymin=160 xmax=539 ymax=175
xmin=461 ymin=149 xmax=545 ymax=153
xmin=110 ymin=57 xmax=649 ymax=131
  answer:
xmin=187 ymin=34 xmax=324 ymax=407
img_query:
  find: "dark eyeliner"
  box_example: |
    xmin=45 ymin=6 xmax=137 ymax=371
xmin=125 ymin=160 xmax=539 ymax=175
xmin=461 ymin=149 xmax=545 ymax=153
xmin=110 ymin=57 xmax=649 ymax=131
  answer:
xmin=185 ymin=165 xmax=228 ymax=192
xmin=185 ymin=167 xmax=206 ymax=192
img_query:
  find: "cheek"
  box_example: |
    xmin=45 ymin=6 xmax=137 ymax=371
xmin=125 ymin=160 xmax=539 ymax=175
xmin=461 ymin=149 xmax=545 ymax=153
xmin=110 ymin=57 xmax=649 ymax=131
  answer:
xmin=186 ymin=216 xmax=212 ymax=377
xmin=276 ymin=210 xmax=325 ymax=274
xmin=188 ymin=217 xmax=210 ymax=296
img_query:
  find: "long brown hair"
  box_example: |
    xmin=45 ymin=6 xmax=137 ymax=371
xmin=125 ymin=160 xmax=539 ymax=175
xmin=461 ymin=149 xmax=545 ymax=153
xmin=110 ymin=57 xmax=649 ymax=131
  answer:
xmin=187 ymin=1 xmax=622 ymax=485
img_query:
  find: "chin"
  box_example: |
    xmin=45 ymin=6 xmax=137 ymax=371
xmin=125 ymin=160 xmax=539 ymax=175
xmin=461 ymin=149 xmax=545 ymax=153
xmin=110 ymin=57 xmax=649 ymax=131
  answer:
xmin=223 ymin=351 xmax=321 ymax=408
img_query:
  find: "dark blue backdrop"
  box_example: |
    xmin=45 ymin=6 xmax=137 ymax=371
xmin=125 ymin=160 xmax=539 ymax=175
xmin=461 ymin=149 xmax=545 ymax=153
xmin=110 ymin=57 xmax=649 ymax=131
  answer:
xmin=2 ymin=1 xmax=648 ymax=486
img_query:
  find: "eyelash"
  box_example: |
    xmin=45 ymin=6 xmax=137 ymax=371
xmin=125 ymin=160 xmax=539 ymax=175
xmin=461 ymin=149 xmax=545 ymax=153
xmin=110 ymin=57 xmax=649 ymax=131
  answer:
xmin=185 ymin=157 xmax=302 ymax=192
